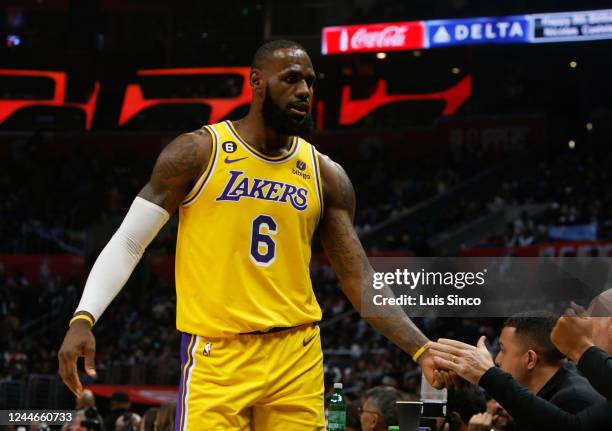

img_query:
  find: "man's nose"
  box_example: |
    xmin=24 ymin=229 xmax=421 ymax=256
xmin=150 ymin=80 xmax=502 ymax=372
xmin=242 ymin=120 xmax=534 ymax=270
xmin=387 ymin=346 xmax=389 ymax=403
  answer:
xmin=295 ymin=80 xmax=310 ymax=99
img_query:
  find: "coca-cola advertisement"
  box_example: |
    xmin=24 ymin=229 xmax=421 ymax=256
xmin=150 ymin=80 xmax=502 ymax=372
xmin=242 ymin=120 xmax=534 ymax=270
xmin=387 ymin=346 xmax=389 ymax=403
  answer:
xmin=322 ymin=21 xmax=426 ymax=54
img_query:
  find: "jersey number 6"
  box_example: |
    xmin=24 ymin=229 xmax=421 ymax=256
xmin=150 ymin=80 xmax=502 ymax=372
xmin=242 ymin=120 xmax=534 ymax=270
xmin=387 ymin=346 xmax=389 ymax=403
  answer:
xmin=250 ymin=215 xmax=277 ymax=266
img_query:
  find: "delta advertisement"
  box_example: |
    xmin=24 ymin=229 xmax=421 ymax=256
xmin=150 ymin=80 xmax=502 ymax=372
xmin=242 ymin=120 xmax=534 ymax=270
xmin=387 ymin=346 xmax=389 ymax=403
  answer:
xmin=321 ymin=8 xmax=612 ymax=54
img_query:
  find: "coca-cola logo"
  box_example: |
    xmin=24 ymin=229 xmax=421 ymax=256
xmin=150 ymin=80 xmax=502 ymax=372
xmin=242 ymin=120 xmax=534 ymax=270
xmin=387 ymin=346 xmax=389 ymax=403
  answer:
xmin=350 ymin=26 xmax=408 ymax=49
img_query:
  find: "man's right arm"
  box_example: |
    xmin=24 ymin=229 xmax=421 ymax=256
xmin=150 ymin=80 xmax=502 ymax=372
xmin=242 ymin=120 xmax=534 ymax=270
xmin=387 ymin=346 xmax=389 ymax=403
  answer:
xmin=479 ymin=367 xmax=612 ymax=431
xmin=58 ymin=130 xmax=211 ymax=396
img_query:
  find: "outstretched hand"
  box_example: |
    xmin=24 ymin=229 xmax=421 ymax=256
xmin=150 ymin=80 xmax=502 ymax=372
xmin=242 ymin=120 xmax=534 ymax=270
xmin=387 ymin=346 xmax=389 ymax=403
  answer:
xmin=551 ymin=302 xmax=595 ymax=362
xmin=429 ymin=336 xmax=495 ymax=385
xmin=58 ymin=320 xmax=97 ymax=397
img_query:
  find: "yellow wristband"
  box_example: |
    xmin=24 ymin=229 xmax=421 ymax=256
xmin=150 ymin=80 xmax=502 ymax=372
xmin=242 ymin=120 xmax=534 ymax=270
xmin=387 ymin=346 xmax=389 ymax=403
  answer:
xmin=69 ymin=314 xmax=94 ymax=328
xmin=412 ymin=342 xmax=430 ymax=362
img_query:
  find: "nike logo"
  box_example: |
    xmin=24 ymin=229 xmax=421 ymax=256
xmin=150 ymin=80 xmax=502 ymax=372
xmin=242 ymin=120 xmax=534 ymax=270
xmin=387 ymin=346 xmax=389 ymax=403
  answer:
xmin=224 ymin=156 xmax=248 ymax=164
xmin=303 ymin=333 xmax=317 ymax=347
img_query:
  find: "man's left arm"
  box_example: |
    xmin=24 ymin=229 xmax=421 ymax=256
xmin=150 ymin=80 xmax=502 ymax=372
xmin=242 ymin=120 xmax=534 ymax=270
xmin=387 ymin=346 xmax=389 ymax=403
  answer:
xmin=317 ymin=153 xmax=442 ymax=386
xmin=551 ymin=306 xmax=612 ymax=400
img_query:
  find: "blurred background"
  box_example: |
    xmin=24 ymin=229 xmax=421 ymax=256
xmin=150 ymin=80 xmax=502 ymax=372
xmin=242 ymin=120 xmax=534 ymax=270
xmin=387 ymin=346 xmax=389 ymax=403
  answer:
xmin=1 ymin=0 xmax=611 ymax=429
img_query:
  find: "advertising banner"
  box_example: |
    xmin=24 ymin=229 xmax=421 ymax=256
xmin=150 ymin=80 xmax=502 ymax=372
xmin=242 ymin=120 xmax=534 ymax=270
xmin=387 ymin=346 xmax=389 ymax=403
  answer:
xmin=322 ymin=8 xmax=612 ymax=54
xmin=88 ymin=385 xmax=178 ymax=405
xmin=531 ymin=9 xmax=612 ymax=43
xmin=322 ymin=21 xmax=425 ymax=54
xmin=426 ymin=15 xmax=530 ymax=48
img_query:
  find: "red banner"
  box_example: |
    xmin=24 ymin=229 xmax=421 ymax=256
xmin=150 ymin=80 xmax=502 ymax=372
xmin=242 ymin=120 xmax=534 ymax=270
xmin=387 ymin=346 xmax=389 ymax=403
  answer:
xmin=460 ymin=241 xmax=612 ymax=257
xmin=339 ymin=76 xmax=471 ymax=125
xmin=88 ymin=385 xmax=178 ymax=405
xmin=0 ymin=69 xmax=100 ymax=130
xmin=322 ymin=21 xmax=425 ymax=54
xmin=119 ymin=67 xmax=252 ymax=127
xmin=0 ymin=254 xmax=86 ymax=282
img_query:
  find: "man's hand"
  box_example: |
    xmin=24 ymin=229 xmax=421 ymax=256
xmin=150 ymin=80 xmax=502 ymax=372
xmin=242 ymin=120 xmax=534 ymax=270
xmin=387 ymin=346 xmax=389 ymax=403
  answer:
xmin=419 ymin=349 xmax=444 ymax=389
xmin=58 ymin=320 xmax=97 ymax=397
xmin=429 ymin=336 xmax=495 ymax=384
xmin=551 ymin=302 xmax=595 ymax=362
xmin=419 ymin=349 xmax=464 ymax=389
xmin=468 ymin=412 xmax=494 ymax=431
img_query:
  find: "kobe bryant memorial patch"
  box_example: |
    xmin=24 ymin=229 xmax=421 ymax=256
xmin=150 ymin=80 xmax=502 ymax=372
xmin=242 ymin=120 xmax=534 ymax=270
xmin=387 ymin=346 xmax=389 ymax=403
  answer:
xmin=222 ymin=141 xmax=237 ymax=153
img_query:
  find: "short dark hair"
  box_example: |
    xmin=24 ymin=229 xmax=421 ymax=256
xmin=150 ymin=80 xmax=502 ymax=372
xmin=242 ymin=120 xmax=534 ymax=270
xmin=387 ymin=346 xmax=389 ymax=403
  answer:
xmin=252 ymin=39 xmax=306 ymax=69
xmin=447 ymin=384 xmax=487 ymax=424
xmin=503 ymin=311 xmax=565 ymax=363
xmin=364 ymin=386 xmax=404 ymax=428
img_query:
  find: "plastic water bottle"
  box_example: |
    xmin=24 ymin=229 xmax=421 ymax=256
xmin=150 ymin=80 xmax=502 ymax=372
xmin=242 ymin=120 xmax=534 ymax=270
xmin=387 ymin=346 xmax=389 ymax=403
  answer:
xmin=327 ymin=382 xmax=346 ymax=430
xmin=420 ymin=372 xmax=447 ymax=418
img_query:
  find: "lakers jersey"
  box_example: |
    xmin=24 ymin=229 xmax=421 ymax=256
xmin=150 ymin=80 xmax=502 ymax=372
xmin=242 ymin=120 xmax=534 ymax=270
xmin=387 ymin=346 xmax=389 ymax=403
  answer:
xmin=175 ymin=120 xmax=324 ymax=337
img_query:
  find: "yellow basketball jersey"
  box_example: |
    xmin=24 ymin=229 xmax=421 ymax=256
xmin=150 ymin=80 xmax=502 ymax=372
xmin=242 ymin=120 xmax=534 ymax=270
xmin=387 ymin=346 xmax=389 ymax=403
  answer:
xmin=175 ymin=120 xmax=324 ymax=337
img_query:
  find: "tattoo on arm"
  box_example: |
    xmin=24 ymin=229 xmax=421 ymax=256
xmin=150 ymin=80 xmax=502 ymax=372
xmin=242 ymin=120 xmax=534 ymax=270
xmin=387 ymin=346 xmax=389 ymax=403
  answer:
xmin=138 ymin=131 xmax=211 ymax=214
xmin=155 ymin=140 xmax=201 ymax=178
xmin=319 ymin=155 xmax=429 ymax=355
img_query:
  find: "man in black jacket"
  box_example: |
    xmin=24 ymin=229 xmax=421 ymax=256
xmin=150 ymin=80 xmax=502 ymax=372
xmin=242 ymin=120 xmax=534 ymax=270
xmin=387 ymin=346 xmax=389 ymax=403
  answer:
xmin=494 ymin=312 xmax=603 ymax=417
xmin=429 ymin=295 xmax=612 ymax=431
xmin=551 ymin=291 xmax=612 ymax=400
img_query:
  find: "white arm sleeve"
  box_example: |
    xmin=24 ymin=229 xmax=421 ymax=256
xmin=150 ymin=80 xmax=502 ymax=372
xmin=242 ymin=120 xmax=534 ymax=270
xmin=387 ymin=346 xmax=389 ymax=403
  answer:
xmin=75 ymin=197 xmax=170 ymax=321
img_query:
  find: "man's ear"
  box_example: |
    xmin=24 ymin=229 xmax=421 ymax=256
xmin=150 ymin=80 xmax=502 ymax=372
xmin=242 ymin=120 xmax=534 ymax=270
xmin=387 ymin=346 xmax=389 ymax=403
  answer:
xmin=371 ymin=412 xmax=380 ymax=428
xmin=526 ymin=350 xmax=538 ymax=370
xmin=449 ymin=411 xmax=463 ymax=426
xmin=250 ymin=68 xmax=264 ymax=96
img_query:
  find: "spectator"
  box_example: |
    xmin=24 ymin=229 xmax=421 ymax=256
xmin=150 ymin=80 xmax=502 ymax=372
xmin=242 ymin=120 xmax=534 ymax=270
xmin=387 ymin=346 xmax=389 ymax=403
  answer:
xmin=76 ymin=389 xmax=96 ymax=410
xmin=429 ymin=302 xmax=612 ymax=430
xmin=115 ymin=412 xmax=141 ymax=431
xmin=104 ymin=392 xmax=131 ymax=431
xmin=493 ymin=311 xmax=604 ymax=416
xmin=139 ymin=408 xmax=158 ymax=431
xmin=445 ymin=384 xmax=487 ymax=431
xmin=62 ymin=410 xmax=87 ymax=431
xmin=155 ymin=402 xmax=176 ymax=431
xmin=359 ymin=386 xmax=403 ymax=431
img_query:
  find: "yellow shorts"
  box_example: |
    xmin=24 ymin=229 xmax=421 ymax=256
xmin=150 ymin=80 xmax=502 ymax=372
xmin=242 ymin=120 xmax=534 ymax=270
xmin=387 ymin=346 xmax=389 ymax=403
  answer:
xmin=175 ymin=323 xmax=325 ymax=431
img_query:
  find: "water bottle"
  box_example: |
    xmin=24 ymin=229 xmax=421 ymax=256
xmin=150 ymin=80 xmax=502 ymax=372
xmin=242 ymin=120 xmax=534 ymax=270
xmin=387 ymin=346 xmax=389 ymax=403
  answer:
xmin=327 ymin=382 xmax=346 ymax=430
xmin=420 ymin=372 xmax=447 ymax=418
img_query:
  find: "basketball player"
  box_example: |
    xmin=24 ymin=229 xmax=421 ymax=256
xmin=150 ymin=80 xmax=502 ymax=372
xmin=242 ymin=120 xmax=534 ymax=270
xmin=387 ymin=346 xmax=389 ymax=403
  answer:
xmin=58 ymin=40 xmax=442 ymax=430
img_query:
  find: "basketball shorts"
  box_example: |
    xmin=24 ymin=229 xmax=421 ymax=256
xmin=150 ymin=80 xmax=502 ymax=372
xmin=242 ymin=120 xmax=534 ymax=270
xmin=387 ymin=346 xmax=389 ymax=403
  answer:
xmin=174 ymin=323 xmax=325 ymax=431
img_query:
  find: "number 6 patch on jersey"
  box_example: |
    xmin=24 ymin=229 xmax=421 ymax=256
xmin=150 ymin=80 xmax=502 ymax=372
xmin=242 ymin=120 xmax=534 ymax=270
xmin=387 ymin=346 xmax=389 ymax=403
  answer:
xmin=222 ymin=141 xmax=237 ymax=153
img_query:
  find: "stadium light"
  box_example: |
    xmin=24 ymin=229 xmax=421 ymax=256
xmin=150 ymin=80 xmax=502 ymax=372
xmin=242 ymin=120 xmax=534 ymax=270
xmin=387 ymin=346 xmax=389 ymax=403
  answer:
xmin=569 ymin=60 xmax=577 ymax=68
xmin=568 ymin=139 xmax=576 ymax=149
xmin=376 ymin=52 xmax=387 ymax=59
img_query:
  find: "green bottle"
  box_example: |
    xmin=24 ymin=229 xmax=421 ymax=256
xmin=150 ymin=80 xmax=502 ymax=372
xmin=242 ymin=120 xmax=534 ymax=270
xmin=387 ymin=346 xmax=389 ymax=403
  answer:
xmin=327 ymin=382 xmax=346 ymax=430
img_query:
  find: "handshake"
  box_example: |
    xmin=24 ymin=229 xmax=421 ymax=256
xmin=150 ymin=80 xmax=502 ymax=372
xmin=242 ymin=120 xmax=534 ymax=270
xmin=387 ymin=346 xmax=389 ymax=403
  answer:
xmin=424 ymin=302 xmax=598 ymax=387
xmin=416 ymin=293 xmax=612 ymax=431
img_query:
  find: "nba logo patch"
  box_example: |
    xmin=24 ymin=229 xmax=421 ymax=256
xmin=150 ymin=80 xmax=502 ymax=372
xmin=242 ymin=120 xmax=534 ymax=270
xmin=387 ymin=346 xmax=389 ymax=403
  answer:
xmin=296 ymin=160 xmax=307 ymax=171
xmin=203 ymin=342 xmax=212 ymax=357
